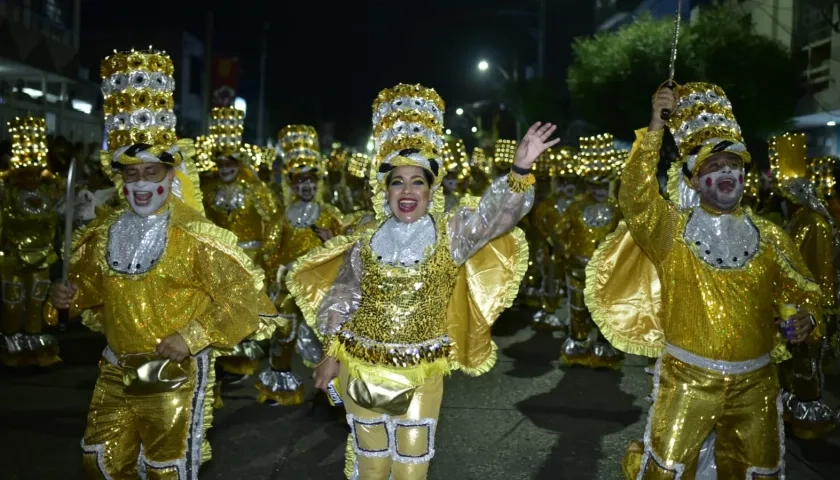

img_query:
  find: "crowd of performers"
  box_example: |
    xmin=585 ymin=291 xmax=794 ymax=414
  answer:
xmin=0 ymin=46 xmax=837 ymax=479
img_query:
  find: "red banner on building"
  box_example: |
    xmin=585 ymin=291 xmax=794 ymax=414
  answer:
xmin=211 ymin=57 xmax=239 ymax=107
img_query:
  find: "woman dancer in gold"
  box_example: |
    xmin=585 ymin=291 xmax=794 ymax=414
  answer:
xmin=287 ymin=83 xmax=555 ymax=479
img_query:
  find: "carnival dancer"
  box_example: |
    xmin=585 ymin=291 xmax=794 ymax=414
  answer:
xmin=0 ymin=116 xmax=62 ymax=367
xmin=587 ymin=83 xmax=823 ymax=479
xmin=769 ymin=133 xmax=838 ymax=439
xmin=292 ymin=83 xmax=550 ymax=479
xmin=200 ymin=107 xmax=279 ymax=384
xmin=327 ymin=144 xmax=357 ymax=214
xmin=46 ymin=49 xmax=277 ymax=479
xmin=531 ymin=146 xmax=579 ymax=331
xmin=255 ymin=124 xmax=346 ymax=405
xmin=558 ymin=134 xmax=624 ymax=368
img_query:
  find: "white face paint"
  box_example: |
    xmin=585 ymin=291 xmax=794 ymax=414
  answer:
xmin=698 ymin=166 xmax=745 ymax=212
xmin=558 ymin=182 xmax=577 ymax=198
xmin=125 ymin=176 xmax=173 ymax=216
xmin=218 ymin=166 xmax=239 ymax=183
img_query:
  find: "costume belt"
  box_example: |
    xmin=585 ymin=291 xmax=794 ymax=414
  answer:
xmin=101 ymin=346 xmax=191 ymax=395
xmin=665 ymin=343 xmax=770 ymax=375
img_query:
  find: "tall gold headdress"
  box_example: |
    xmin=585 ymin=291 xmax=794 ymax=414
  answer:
xmin=550 ymin=146 xmax=577 ymax=179
xmin=810 ymin=155 xmax=837 ymax=199
xmin=493 ymin=139 xmax=517 ymax=173
xmin=348 ymin=152 xmax=371 ymax=180
xmin=100 ymin=48 xmax=203 ymax=213
xmin=769 ymin=132 xmax=819 ymax=206
xmin=575 ymin=133 xmax=625 ymax=184
xmin=370 ymin=84 xmax=446 ymax=220
xmin=278 ymin=124 xmax=322 ymax=176
xmin=665 ymin=82 xmax=750 ymax=209
xmin=443 ymin=138 xmax=470 ymax=181
xmin=8 ymin=117 xmax=48 ymax=170
xmin=208 ymin=107 xmax=274 ymax=170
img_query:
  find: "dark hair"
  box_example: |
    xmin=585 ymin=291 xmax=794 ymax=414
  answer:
xmin=112 ymin=143 xmax=174 ymax=170
xmin=385 ymin=168 xmax=434 ymax=186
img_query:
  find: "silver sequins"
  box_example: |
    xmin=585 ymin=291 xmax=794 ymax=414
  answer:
xmin=370 ymin=215 xmax=437 ymax=267
xmin=683 ymin=207 xmax=759 ymax=269
xmin=106 ymin=210 xmax=169 ymax=275
xmin=285 ymin=201 xmax=321 ymax=228
xmin=581 ymin=202 xmax=615 ymax=228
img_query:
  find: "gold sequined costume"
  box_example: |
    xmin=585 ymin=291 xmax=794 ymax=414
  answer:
xmin=344 ymin=152 xmax=375 ymax=234
xmin=0 ymin=116 xmax=62 ymax=367
xmin=255 ymin=124 xmax=345 ymax=405
xmin=531 ymin=146 xmax=579 ymax=331
xmin=587 ymin=83 xmax=824 ymax=479
xmin=48 ymin=49 xmax=274 ymax=480
xmin=770 ymin=133 xmax=838 ymax=440
xmin=559 ymin=134 xmax=625 ymax=368
xmin=288 ymin=84 xmax=531 ymax=479
xmin=199 ymin=107 xmax=279 ymax=378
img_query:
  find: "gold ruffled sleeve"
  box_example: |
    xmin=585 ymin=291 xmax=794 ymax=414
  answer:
xmin=445 ymin=190 xmax=531 ymax=375
xmin=586 ymin=128 xmax=672 ymax=358
xmin=174 ymin=208 xmax=265 ymax=353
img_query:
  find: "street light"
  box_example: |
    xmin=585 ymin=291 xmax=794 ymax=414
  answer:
xmin=471 ymin=126 xmax=478 ymax=133
xmin=366 ymin=137 xmax=374 ymax=152
xmin=456 ymin=108 xmax=464 ymax=116
xmin=477 ymin=60 xmax=489 ymax=71
xmin=445 ymin=128 xmax=452 ymax=135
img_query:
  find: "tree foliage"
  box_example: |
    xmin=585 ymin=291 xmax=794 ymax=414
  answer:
xmin=568 ymin=7 xmax=801 ymax=147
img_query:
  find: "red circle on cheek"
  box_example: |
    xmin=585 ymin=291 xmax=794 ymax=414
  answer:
xmin=123 ymin=186 xmax=128 ymax=195
xmin=705 ymin=177 xmax=713 ymax=187
xmin=157 ymin=186 xmax=165 ymax=195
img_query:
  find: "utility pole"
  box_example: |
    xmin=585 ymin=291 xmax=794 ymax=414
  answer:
xmin=538 ymin=0 xmax=546 ymax=79
xmin=256 ymin=21 xmax=269 ymax=145
xmin=202 ymin=11 xmax=214 ymax=133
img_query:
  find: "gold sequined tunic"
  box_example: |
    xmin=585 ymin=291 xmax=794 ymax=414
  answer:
xmin=201 ymin=175 xmax=277 ymax=259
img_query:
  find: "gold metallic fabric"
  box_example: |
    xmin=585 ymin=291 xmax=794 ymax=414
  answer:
xmin=347 ymin=368 xmax=417 ymax=416
xmin=201 ymin=172 xmax=278 ymax=249
xmin=82 ymin=353 xmax=215 ymax=479
xmin=119 ymin=352 xmax=190 ymax=395
xmin=63 ymin=200 xmax=264 ymax=357
xmin=260 ymin=202 xmax=344 ymax=278
xmin=587 ymin=129 xmax=824 ymax=361
xmin=560 ymin=196 xmax=622 ymax=261
xmin=340 ymin=363 xmax=443 ymax=480
xmin=788 ymin=208 xmax=837 ymax=313
xmin=637 ymin=355 xmax=782 ymax=479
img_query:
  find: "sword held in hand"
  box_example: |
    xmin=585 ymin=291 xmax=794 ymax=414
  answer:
xmin=660 ymin=0 xmax=682 ymax=121
xmin=62 ymin=158 xmax=77 ymax=284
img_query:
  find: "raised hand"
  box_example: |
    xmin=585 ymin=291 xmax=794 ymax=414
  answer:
xmin=514 ymin=122 xmax=560 ymax=171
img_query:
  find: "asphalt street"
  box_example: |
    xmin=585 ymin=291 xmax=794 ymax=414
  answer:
xmin=1 ymin=308 xmax=839 ymax=479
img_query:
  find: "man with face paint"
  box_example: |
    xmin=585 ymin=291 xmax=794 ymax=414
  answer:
xmin=768 ymin=133 xmax=839 ymax=440
xmin=556 ymin=134 xmax=625 ymax=368
xmin=44 ymin=49 xmax=276 ymax=479
xmin=586 ymin=83 xmax=824 ymax=479
xmin=200 ymin=107 xmax=280 ymax=387
xmin=0 ymin=116 xmax=62 ymax=367
xmin=530 ymin=146 xmax=579 ymax=331
xmin=256 ymin=124 xmax=346 ymax=405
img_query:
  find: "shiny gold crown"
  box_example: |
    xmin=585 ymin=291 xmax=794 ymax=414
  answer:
xmin=534 ymin=147 xmax=553 ymax=178
xmin=278 ymin=124 xmax=321 ymax=173
xmin=549 ymin=146 xmax=577 ymax=178
xmin=575 ymin=133 xmax=622 ymax=183
xmin=194 ymin=135 xmax=216 ymax=173
xmin=209 ymin=107 xmax=245 ymax=155
xmin=101 ymin=48 xmax=176 ymax=150
xmin=329 ymin=143 xmax=351 ymax=171
xmin=472 ymin=147 xmax=487 ymax=168
xmin=493 ymin=139 xmax=517 ymax=170
xmin=770 ymin=133 xmax=808 ymax=183
xmin=348 ymin=152 xmax=371 ymax=179
xmin=809 ymin=155 xmax=836 ymax=198
xmin=371 ymin=84 xmax=445 ymax=175
xmin=668 ymin=82 xmax=750 ymax=175
xmin=8 ymin=116 xmax=48 ymax=170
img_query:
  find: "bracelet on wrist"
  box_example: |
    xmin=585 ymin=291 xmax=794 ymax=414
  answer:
xmin=511 ymin=164 xmax=531 ymax=176
xmin=508 ymin=172 xmax=536 ymax=194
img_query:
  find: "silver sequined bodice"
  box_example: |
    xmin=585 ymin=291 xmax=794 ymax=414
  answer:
xmin=286 ymin=201 xmax=321 ymax=228
xmin=582 ymin=202 xmax=615 ymax=228
xmin=370 ymin=215 xmax=437 ymax=267
xmin=684 ymin=208 xmax=759 ymax=269
xmin=212 ymin=183 xmax=246 ymax=213
xmin=106 ymin=210 xmax=169 ymax=275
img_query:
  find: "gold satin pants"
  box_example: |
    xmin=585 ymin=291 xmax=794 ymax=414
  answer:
xmin=638 ymin=354 xmax=782 ymax=479
xmin=0 ymin=266 xmax=59 ymax=366
xmin=81 ymin=353 xmax=214 ymax=479
xmin=340 ymin=364 xmax=443 ymax=480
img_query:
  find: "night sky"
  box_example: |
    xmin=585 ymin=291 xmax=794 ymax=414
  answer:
xmin=81 ymin=0 xmax=592 ymax=145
